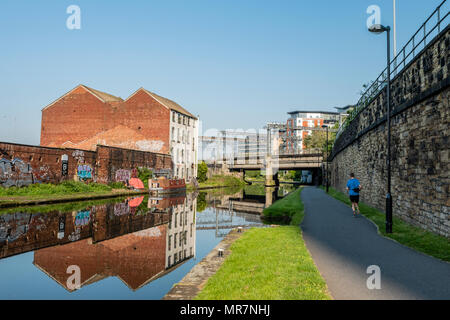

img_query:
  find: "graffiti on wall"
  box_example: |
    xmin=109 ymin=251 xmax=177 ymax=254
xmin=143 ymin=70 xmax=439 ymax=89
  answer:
xmin=33 ymin=165 xmax=52 ymax=183
xmin=0 ymin=157 xmax=34 ymax=187
xmin=115 ymin=169 xmax=131 ymax=183
xmin=77 ymin=164 xmax=93 ymax=180
xmin=72 ymin=150 xmax=85 ymax=163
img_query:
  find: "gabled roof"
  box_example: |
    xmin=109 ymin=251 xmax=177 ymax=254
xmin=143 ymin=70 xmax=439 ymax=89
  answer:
xmin=128 ymin=88 xmax=197 ymax=119
xmin=42 ymin=85 xmax=197 ymax=120
xmin=42 ymin=84 xmax=123 ymax=111
xmin=82 ymin=85 xmax=123 ymax=103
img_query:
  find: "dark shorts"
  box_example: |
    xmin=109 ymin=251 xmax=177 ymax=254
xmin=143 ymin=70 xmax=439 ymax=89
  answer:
xmin=350 ymin=195 xmax=360 ymax=203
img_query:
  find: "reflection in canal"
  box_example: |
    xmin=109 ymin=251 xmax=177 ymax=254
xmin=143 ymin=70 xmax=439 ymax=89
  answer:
xmin=0 ymin=184 xmax=294 ymax=299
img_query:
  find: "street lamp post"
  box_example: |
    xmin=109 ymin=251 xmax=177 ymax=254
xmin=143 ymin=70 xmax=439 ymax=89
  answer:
xmin=369 ymin=24 xmax=393 ymax=234
xmin=321 ymin=125 xmax=329 ymax=193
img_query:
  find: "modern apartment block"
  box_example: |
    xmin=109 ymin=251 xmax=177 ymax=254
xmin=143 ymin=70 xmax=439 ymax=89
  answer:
xmin=285 ymin=111 xmax=340 ymax=152
xmin=40 ymin=84 xmax=198 ymax=181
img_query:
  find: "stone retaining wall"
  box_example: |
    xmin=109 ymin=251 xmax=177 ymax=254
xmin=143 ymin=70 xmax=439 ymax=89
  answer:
xmin=330 ymin=26 xmax=449 ymax=237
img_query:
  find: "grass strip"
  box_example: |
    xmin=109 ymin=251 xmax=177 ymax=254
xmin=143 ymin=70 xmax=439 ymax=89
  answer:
xmin=195 ymin=227 xmax=330 ymax=300
xmin=196 ymin=187 xmax=330 ymax=300
xmin=188 ymin=175 xmax=246 ymax=191
xmin=0 ymin=180 xmax=127 ymax=198
xmin=262 ymin=187 xmax=304 ymax=225
xmin=322 ymin=186 xmax=450 ymax=262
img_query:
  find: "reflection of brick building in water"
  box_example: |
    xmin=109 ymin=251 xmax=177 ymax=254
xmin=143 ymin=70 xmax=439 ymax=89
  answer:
xmin=33 ymin=225 xmax=168 ymax=291
xmin=1 ymin=194 xmax=199 ymax=291
xmin=0 ymin=198 xmax=169 ymax=260
xmin=165 ymin=192 xmax=197 ymax=268
xmin=0 ymin=211 xmax=92 ymax=259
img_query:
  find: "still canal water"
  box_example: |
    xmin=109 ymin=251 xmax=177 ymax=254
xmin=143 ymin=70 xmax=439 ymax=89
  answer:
xmin=0 ymin=184 xmax=294 ymax=299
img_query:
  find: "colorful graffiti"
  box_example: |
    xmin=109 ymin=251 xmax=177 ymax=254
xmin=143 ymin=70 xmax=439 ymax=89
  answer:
xmin=0 ymin=157 xmax=33 ymax=187
xmin=77 ymin=164 xmax=93 ymax=180
xmin=74 ymin=210 xmax=91 ymax=227
xmin=115 ymin=169 xmax=131 ymax=183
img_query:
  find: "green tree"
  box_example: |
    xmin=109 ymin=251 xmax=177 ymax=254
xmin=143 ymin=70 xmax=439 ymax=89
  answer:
xmin=197 ymin=161 xmax=208 ymax=183
xmin=303 ymin=125 xmax=337 ymax=155
xmin=137 ymin=167 xmax=153 ymax=188
xmin=197 ymin=192 xmax=207 ymax=212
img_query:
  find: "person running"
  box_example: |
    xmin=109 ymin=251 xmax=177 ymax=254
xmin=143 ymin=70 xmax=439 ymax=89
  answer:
xmin=346 ymin=173 xmax=362 ymax=217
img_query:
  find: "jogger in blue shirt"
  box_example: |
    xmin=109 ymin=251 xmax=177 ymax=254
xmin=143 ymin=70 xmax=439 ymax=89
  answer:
xmin=346 ymin=173 xmax=362 ymax=217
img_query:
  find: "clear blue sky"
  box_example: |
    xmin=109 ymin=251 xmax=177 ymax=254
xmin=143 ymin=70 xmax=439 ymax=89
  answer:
xmin=0 ymin=0 xmax=444 ymax=144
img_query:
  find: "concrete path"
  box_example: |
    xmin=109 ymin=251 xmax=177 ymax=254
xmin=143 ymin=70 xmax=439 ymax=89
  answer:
xmin=300 ymin=187 xmax=450 ymax=300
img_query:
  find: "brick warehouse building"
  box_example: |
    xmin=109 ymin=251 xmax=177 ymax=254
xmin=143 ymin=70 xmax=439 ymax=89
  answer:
xmin=40 ymin=85 xmax=199 ymax=181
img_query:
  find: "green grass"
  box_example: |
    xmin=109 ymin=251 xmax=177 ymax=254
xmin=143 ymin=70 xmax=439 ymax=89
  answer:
xmin=196 ymin=186 xmax=330 ymax=300
xmin=263 ymin=187 xmax=304 ymax=225
xmin=190 ymin=175 xmax=246 ymax=190
xmin=322 ymin=186 xmax=450 ymax=262
xmin=195 ymin=226 xmax=330 ymax=300
xmin=0 ymin=180 xmax=127 ymax=198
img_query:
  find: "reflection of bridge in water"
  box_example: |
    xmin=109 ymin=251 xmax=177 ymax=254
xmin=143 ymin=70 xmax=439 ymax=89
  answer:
xmin=196 ymin=186 xmax=291 ymax=237
xmin=196 ymin=193 xmax=267 ymax=237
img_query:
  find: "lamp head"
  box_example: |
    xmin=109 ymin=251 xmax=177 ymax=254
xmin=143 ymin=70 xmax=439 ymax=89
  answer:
xmin=368 ymin=24 xmax=390 ymax=34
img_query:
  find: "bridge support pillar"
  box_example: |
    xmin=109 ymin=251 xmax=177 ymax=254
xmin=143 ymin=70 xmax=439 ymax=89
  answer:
xmin=265 ymin=187 xmax=276 ymax=210
xmin=265 ymin=156 xmax=279 ymax=187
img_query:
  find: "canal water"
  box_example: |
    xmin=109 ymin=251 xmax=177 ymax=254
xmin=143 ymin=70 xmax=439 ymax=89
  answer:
xmin=0 ymin=184 xmax=295 ymax=299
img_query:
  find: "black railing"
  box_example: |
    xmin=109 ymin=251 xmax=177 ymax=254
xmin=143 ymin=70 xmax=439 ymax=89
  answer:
xmin=336 ymin=0 xmax=449 ymax=139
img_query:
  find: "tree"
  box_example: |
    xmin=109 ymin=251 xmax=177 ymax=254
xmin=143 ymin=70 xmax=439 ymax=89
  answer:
xmin=303 ymin=124 xmax=338 ymax=155
xmin=197 ymin=161 xmax=208 ymax=183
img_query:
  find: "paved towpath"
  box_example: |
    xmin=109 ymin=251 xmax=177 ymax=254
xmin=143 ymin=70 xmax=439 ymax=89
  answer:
xmin=300 ymin=187 xmax=450 ymax=300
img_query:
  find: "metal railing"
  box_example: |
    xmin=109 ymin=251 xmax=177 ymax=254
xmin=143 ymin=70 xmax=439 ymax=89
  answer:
xmin=336 ymin=0 xmax=449 ymax=140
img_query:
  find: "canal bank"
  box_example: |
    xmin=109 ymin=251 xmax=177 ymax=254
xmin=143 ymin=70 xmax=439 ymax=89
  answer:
xmin=163 ymin=227 xmax=249 ymax=300
xmin=0 ymin=189 xmax=148 ymax=208
xmin=187 ymin=175 xmax=246 ymax=191
xmin=186 ymin=187 xmax=331 ymax=300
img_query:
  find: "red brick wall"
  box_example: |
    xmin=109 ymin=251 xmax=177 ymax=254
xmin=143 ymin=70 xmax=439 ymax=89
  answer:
xmin=41 ymin=87 xmax=171 ymax=154
xmin=117 ymin=90 xmax=170 ymax=154
xmin=0 ymin=142 xmax=172 ymax=187
xmin=41 ymin=86 xmax=115 ymax=147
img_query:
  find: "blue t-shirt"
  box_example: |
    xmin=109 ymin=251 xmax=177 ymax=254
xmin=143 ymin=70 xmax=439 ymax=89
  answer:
xmin=347 ymin=178 xmax=360 ymax=196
